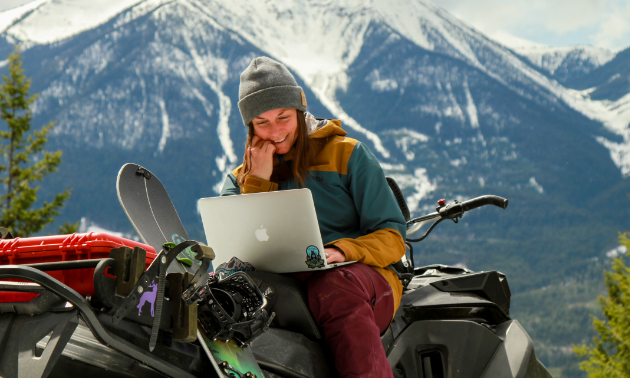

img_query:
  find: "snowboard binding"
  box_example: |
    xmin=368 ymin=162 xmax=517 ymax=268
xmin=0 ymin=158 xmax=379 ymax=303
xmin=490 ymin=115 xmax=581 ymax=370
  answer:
xmin=198 ymin=272 xmax=275 ymax=346
xmin=110 ymin=240 xmax=215 ymax=350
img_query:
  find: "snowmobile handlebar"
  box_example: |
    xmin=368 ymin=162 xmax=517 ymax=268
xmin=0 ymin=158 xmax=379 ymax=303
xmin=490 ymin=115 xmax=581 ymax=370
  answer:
xmin=461 ymin=195 xmax=508 ymax=211
xmin=406 ymin=195 xmax=508 ymax=239
xmin=441 ymin=195 xmax=508 ymax=218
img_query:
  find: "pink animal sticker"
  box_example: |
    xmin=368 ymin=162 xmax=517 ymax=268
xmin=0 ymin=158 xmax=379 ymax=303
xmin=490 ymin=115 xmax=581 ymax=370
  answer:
xmin=137 ymin=280 xmax=158 ymax=317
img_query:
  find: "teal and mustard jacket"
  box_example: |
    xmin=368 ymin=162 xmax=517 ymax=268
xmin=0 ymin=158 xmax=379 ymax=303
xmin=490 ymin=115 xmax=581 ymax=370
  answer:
xmin=220 ymin=120 xmax=407 ymax=311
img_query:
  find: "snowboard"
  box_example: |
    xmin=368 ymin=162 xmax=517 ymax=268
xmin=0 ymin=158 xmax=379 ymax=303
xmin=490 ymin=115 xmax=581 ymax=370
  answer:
xmin=198 ymin=329 xmax=265 ymax=378
xmin=116 ymin=163 xmax=264 ymax=378
xmin=117 ymin=163 xmax=206 ymax=274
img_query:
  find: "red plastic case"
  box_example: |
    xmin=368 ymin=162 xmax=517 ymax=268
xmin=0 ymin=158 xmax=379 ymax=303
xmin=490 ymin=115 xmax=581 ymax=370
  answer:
xmin=0 ymin=233 xmax=156 ymax=296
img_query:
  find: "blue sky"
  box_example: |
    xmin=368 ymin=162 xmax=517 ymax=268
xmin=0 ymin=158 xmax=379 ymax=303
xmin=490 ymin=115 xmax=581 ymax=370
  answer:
xmin=434 ymin=0 xmax=630 ymax=51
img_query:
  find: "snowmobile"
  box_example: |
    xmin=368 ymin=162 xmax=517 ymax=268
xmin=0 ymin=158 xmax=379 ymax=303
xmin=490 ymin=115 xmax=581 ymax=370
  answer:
xmin=0 ymin=166 xmax=552 ymax=378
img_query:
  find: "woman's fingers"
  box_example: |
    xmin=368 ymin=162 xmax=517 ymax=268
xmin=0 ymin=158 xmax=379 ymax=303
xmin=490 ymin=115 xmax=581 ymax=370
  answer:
xmin=324 ymin=247 xmax=346 ymax=264
xmin=254 ymin=140 xmax=276 ymax=155
xmin=248 ymin=138 xmax=275 ymax=181
xmin=251 ymin=135 xmax=261 ymax=148
xmin=263 ymin=141 xmax=276 ymax=154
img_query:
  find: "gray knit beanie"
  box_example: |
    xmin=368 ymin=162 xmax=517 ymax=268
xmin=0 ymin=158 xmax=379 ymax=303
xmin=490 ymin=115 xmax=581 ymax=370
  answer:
xmin=238 ymin=57 xmax=307 ymax=126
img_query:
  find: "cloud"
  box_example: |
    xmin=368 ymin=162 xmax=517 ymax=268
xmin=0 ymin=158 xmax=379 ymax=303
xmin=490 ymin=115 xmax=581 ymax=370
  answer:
xmin=433 ymin=0 xmax=630 ymax=50
xmin=592 ymin=2 xmax=630 ymax=49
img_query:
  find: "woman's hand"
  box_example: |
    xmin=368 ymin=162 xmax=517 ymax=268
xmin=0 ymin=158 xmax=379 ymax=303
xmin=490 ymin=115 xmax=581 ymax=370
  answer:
xmin=325 ymin=247 xmax=346 ymax=264
xmin=249 ymin=135 xmax=276 ymax=181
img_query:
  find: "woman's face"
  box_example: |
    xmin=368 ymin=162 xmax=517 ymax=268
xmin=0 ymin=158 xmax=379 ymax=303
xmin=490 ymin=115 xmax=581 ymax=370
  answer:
xmin=252 ymin=108 xmax=299 ymax=155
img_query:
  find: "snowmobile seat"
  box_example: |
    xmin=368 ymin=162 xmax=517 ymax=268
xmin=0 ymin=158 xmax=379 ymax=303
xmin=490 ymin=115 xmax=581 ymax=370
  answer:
xmin=246 ymin=271 xmax=322 ymax=340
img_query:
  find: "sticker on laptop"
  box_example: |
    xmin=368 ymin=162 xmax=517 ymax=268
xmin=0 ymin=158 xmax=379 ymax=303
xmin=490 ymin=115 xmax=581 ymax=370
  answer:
xmin=215 ymin=257 xmax=256 ymax=279
xmin=305 ymin=246 xmax=325 ymax=269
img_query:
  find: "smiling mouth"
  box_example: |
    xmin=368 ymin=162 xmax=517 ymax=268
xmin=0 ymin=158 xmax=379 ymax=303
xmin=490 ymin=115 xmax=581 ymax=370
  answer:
xmin=274 ymin=136 xmax=287 ymax=143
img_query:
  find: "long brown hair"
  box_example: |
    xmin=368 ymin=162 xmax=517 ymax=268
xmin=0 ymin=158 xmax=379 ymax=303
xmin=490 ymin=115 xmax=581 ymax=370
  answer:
xmin=238 ymin=109 xmax=314 ymax=187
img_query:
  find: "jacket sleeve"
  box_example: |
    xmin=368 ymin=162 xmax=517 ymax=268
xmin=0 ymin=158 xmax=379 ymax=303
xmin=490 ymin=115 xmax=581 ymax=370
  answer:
xmin=241 ymin=176 xmax=278 ymax=194
xmin=329 ymin=143 xmax=407 ymax=268
xmin=219 ymin=172 xmax=240 ymax=196
xmin=220 ymin=169 xmax=278 ymax=196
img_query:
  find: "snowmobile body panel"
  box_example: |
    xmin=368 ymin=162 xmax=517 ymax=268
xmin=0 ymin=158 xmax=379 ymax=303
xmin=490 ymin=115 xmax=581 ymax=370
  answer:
xmin=251 ymin=328 xmax=334 ymax=378
xmin=387 ymin=319 xmax=501 ymax=378
xmin=387 ymin=318 xmax=551 ymax=378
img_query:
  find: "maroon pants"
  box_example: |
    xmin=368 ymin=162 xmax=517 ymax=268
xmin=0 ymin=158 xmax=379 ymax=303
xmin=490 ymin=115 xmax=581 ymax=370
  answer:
xmin=292 ymin=263 xmax=395 ymax=378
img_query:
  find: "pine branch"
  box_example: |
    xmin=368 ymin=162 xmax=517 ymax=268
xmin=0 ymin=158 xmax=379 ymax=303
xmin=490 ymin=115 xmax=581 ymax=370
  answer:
xmin=0 ymin=44 xmax=71 ymax=236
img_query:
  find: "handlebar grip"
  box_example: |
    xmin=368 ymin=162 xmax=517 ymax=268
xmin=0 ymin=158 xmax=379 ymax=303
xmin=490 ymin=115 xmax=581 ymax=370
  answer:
xmin=460 ymin=195 xmax=508 ymax=212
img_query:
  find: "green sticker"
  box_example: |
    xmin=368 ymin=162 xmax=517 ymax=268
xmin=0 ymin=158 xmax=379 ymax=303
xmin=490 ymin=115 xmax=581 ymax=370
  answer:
xmin=176 ymin=256 xmax=193 ymax=267
xmin=162 ymin=242 xmax=176 ymax=250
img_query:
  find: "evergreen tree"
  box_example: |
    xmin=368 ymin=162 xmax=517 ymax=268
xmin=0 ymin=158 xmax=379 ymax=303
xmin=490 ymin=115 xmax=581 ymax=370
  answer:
xmin=0 ymin=45 xmax=71 ymax=237
xmin=574 ymin=232 xmax=630 ymax=377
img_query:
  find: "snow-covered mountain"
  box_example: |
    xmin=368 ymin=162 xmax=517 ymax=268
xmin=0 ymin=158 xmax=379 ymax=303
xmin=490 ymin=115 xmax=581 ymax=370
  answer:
xmin=571 ymin=47 xmax=630 ymax=100
xmin=512 ymin=44 xmax=615 ymax=85
xmin=3 ymin=0 xmax=629 ymax=183
xmin=0 ymin=0 xmax=626 ymax=230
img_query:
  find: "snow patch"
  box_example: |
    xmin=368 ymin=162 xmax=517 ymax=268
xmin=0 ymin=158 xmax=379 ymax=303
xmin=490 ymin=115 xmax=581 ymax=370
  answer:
xmin=4 ymin=0 xmax=144 ymax=44
xmin=385 ymin=128 xmax=429 ymax=161
xmin=366 ymin=69 xmax=398 ymax=92
xmin=180 ymin=31 xmax=237 ymax=168
xmin=606 ymin=245 xmax=627 ymax=258
xmin=450 ymin=157 xmax=467 ymax=167
xmin=0 ymin=0 xmax=47 ymax=34
xmin=513 ymin=45 xmax=615 ymax=75
xmin=463 ymin=79 xmax=479 ymax=128
xmin=374 ymin=1 xmax=480 ymax=66
xmin=488 ymin=30 xmax=546 ymax=50
xmin=591 ymin=93 xmax=630 ymax=176
xmin=528 ymin=177 xmax=544 ymax=194
xmin=215 ymin=155 xmax=226 ymax=173
xmin=387 ymin=168 xmax=437 ymax=212
xmin=386 ymin=128 xmax=429 ymax=142
xmin=213 ymin=155 xmax=235 ymax=194
xmin=157 ymin=97 xmax=170 ymax=154
xmin=597 ymin=135 xmax=630 ymax=176
xmin=379 ymin=162 xmax=406 ymax=171
xmin=315 ymin=90 xmax=391 ymax=158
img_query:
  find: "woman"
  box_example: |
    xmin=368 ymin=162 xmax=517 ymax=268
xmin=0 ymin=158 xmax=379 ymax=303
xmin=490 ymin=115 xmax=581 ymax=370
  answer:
xmin=220 ymin=57 xmax=406 ymax=378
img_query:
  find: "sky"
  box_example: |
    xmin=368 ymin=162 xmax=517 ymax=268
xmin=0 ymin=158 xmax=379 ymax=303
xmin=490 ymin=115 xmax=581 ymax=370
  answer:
xmin=433 ymin=0 xmax=630 ymax=51
xmin=1 ymin=0 xmax=629 ymax=51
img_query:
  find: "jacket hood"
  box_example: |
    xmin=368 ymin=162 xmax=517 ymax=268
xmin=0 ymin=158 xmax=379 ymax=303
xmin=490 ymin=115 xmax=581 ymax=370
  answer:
xmin=275 ymin=119 xmax=345 ymax=162
xmin=309 ymin=119 xmax=346 ymax=139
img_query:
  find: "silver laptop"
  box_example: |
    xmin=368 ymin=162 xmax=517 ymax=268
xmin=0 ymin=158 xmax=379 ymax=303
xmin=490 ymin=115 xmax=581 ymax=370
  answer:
xmin=198 ymin=189 xmax=354 ymax=273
